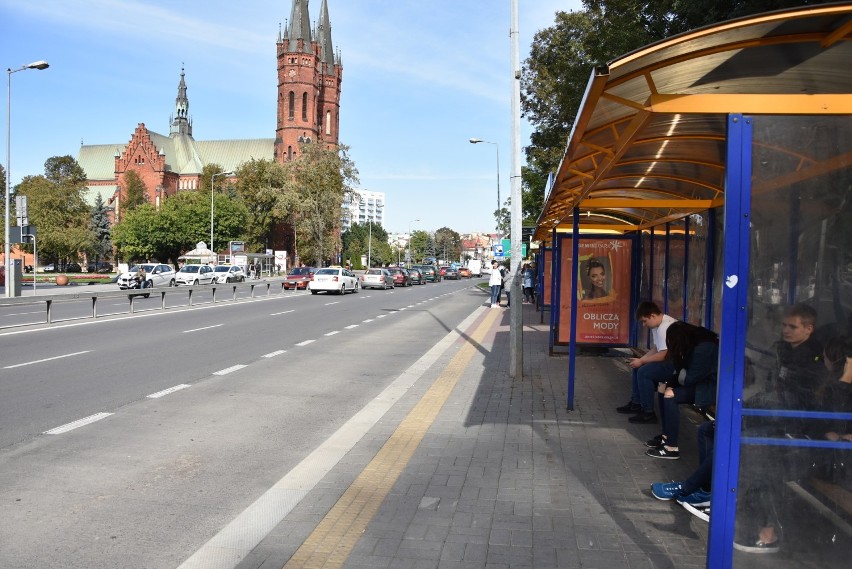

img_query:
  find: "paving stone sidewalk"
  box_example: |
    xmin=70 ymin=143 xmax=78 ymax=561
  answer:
xmin=238 ymin=303 xmax=709 ymax=569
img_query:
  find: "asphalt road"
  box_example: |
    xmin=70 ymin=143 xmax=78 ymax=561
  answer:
xmin=0 ymin=277 xmax=487 ymax=568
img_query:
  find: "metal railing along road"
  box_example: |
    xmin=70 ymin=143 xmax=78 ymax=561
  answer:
xmin=0 ymin=278 xmax=292 ymax=329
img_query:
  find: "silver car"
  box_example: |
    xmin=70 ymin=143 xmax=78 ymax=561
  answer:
xmin=360 ymin=268 xmax=394 ymax=290
xmin=213 ymin=265 xmax=246 ymax=283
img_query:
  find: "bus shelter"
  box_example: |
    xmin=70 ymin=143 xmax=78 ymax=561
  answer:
xmin=533 ymin=5 xmax=852 ymax=567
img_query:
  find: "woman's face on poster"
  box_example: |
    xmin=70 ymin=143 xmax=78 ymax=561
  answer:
xmin=589 ymin=265 xmax=606 ymax=290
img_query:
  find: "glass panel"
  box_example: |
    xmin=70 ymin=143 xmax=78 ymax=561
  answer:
xmin=667 ymin=222 xmax=686 ymax=320
xmin=734 ymin=115 xmax=852 ymax=567
xmin=687 ymin=212 xmax=708 ymax=327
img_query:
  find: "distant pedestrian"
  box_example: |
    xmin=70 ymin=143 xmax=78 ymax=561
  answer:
xmin=489 ymin=260 xmax=502 ymax=308
xmin=522 ymin=263 xmax=535 ymax=304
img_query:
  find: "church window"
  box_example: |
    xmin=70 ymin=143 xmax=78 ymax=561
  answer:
xmin=302 ymin=93 xmax=308 ymax=121
xmin=326 ymin=111 xmax=332 ymax=135
xmin=288 ymin=145 xmax=293 ymax=161
xmin=288 ymin=91 xmax=295 ymax=120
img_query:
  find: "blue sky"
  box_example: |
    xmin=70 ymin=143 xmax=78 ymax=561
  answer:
xmin=1 ymin=0 xmax=582 ymax=235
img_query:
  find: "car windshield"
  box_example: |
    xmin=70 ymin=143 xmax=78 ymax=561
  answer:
xmin=315 ymin=268 xmax=339 ymax=275
xmin=289 ymin=268 xmax=312 ymax=275
xmin=129 ymin=264 xmax=156 ymax=273
xmin=180 ymin=266 xmax=200 ymax=273
xmin=214 ymin=266 xmax=231 ymax=273
xmin=367 ymin=269 xmax=384 ymax=275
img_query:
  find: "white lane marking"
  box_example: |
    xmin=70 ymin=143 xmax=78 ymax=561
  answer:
xmin=262 ymin=350 xmax=287 ymax=358
xmin=344 ymin=324 xmax=358 ymax=329
xmin=213 ymin=364 xmax=247 ymax=376
xmin=183 ymin=324 xmax=223 ymax=333
xmin=324 ymin=301 xmax=339 ymax=306
xmin=398 ymin=308 xmax=407 ymax=311
xmin=295 ymin=340 xmax=315 ymax=347
xmin=44 ymin=412 xmax=113 ymax=435
xmin=4 ymin=350 xmax=91 ymax=369
xmin=147 ymin=384 xmax=191 ymax=398
xmin=325 ymin=331 xmax=339 ymax=336
xmin=376 ymin=315 xmax=387 ymax=319
xmin=270 ymin=310 xmax=295 ymax=316
xmin=407 ymin=305 xmax=416 ymax=308
xmin=175 ymin=306 xmax=489 ymax=569
xmin=362 ymin=319 xmax=374 ymax=323
xmin=6 ymin=310 xmax=43 ymax=316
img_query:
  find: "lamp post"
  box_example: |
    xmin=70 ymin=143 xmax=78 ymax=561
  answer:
xmin=407 ymin=218 xmax=419 ymax=267
xmin=5 ymin=60 xmax=49 ymax=298
xmin=469 ymin=138 xmax=500 ymax=234
xmin=209 ymin=170 xmax=233 ymax=265
xmin=367 ymin=201 xmax=383 ymax=269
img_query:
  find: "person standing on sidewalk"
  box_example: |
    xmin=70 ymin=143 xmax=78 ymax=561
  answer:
xmin=617 ymin=301 xmax=678 ymax=423
xmin=489 ymin=260 xmax=503 ymax=308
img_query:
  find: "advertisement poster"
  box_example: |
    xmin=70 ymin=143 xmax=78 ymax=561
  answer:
xmin=557 ymin=237 xmax=633 ymax=346
xmin=542 ymin=248 xmax=552 ymax=306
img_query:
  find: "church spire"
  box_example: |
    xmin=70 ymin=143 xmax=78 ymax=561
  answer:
xmin=170 ymin=66 xmax=192 ymax=137
xmin=287 ymin=0 xmax=312 ymax=49
xmin=317 ymin=0 xmax=335 ymax=70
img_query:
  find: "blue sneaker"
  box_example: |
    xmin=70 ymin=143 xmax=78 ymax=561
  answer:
xmin=651 ymin=481 xmax=683 ymax=501
xmin=676 ymin=489 xmax=711 ymax=508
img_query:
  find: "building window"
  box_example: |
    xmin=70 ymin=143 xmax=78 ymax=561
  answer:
xmin=325 ymin=111 xmax=331 ymax=135
xmin=289 ymin=91 xmax=295 ymax=120
xmin=302 ymin=92 xmax=308 ymax=122
xmin=288 ymin=145 xmax=293 ymax=161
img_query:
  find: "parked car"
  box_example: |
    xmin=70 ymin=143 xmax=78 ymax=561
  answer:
xmin=361 ymin=268 xmax=394 ymax=289
xmin=386 ymin=267 xmax=412 ymax=287
xmin=174 ymin=264 xmax=216 ymax=286
xmin=283 ymin=266 xmax=316 ymax=290
xmin=65 ymin=262 xmax=83 ymax=273
xmin=440 ymin=265 xmax=459 ymax=280
xmin=408 ymin=267 xmax=425 ymax=285
xmin=458 ymin=267 xmax=472 ymax=278
xmin=213 ymin=265 xmax=246 ymax=283
xmin=309 ymin=267 xmax=359 ymax=294
xmin=87 ymin=261 xmax=113 ymax=273
xmin=117 ymin=263 xmax=176 ymax=290
xmin=413 ymin=265 xmax=440 ymax=282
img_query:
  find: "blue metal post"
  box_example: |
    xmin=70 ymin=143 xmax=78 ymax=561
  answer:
xmin=548 ymin=229 xmax=559 ymax=352
xmin=664 ymin=222 xmax=671 ymax=314
xmin=705 ymin=211 xmax=717 ymax=330
xmin=683 ymin=216 xmax=690 ymax=322
xmin=708 ymin=114 xmax=752 ymax=569
xmin=566 ymin=209 xmax=580 ymax=410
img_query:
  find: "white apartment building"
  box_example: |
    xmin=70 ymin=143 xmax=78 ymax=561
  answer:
xmin=342 ymin=189 xmax=385 ymax=231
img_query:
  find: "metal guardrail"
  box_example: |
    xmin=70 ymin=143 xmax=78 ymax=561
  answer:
xmin=0 ymin=278 xmax=291 ymax=328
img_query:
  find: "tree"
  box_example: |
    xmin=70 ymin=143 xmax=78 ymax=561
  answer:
xmin=283 ymin=143 xmax=359 ymax=266
xmin=197 ymin=163 xmax=227 ymax=195
xmin=88 ymin=193 xmax=112 ymax=262
xmin=408 ymin=230 xmax=430 ymax=265
xmin=15 ymin=156 xmax=92 ymax=266
xmin=434 ymin=227 xmax=462 ymax=263
xmin=233 ymin=158 xmax=291 ymax=252
xmin=121 ymin=170 xmax=147 ymax=215
xmin=343 ymin=222 xmax=391 ymax=268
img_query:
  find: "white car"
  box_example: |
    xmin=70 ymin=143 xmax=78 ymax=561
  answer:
xmin=174 ymin=264 xmax=216 ymax=286
xmin=360 ymin=268 xmax=394 ymax=290
xmin=117 ymin=263 xmax=176 ymax=290
xmin=213 ymin=265 xmax=246 ymax=283
xmin=309 ymin=267 xmax=359 ymax=294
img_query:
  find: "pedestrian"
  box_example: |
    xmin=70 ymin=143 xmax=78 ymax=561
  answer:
xmin=522 ymin=263 xmax=535 ymax=303
xmin=488 ymin=260 xmax=502 ymax=308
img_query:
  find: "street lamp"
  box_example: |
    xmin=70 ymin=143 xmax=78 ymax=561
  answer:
xmin=469 ymin=138 xmax=500 ymax=233
xmin=209 ymin=170 xmax=233 ymax=265
xmin=5 ymin=60 xmax=49 ymax=298
xmin=367 ymin=201 xmax=383 ymax=269
xmin=407 ymin=218 xmax=419 ymax=267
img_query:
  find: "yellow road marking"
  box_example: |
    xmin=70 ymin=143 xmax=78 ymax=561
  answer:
xmin=283 ymin=308 xmax=500 ymax=569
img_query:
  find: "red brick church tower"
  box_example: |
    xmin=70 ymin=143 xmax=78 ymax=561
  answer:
xmin=275 ymin=0 xmax=342 ymax=163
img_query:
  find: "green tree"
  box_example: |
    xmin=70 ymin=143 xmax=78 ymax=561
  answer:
xmin=434 ymin=227 xmax=462 ymax=263
xmin=343 ymin=221 xmax=391 ymax=268
xmin=121 ymin=170 xmax=147 ymax=214
xmin=15 ymin=156 xmax=92 ymax=266
xmin=197 ymin=163 xmax=227 ymax=195
xmin=284 ymin=143 xmax=358 ymax=266
xmin=88 ymin=193 xmax=112 ymax=262
xmin=408 ymin=229 xmax=430 ymax=265
xmin=233 ymin=158 xmax=291 ymax=252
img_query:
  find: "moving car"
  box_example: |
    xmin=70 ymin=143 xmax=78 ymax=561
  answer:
xmin=283 ymin=266 xmax=316 ymax=290
xmin=117 ymin=263 xmax=176 ymax=290
xmin=87 ymin=261 xmax=113 ymax=273
xmin=309 ymin=267 xmax=359 ymax=294
xmin=213 ymin=265 xmax=246 ymax=283
xmin=467 ymin=259 xmax=482 ymax=277
xmin=174 ymin=264 xmax=216 ymax=286
xmin=413 ymin=265 xmax=440 ymax=282
xmin=458 ymin=267 xmax=472 ymax=278
xmin=361 ymin=268 xmax=394 ymax=290
xmin=439 ymin=266 xmax=459 ymax=280
xmin=408 ymin=267 xmax=425 ymax=285
xmin=386 ymin=267 xmax=412 ymax=287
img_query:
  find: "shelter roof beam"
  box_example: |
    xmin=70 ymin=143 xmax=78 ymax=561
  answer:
xmin=648 ymin=93 xmax=852 ymax=115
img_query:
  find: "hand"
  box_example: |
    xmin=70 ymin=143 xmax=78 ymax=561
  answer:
xmin=657 ymin=382 xmax=667 ymax=394
xmin=843 ymin=434 xmax=852 ymax=442
xmin=825 ymin=432 xmax=840 ymax=442
xmin=664 ymin=387 xmax=675 ymax=398
xmin=628 ymin=358 xmax=643 ymax=369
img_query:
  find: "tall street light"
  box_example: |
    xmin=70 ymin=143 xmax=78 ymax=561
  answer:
xmin=5 ymin=60 xmax=49 ymax=298
xmin=209 ymin=170 xmax=233 ymax=265
xmin=367 ymin=201 xmax=383 ymax=269
xmin=469 ymin=138 xmax=500 ymax=233
xmin=407 ymin=218 xmax=419 ymax=267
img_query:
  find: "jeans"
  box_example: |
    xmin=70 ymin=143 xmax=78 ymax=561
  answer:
xmin=490 ymin=285 xmax=501 ymax=306
xmin=631 ymin=360 xmax=676 ymax=412
xmin=681 ymin=420 xmax=715 ymax=494
xmin=659 ymin=384 xmax=696 ymax=447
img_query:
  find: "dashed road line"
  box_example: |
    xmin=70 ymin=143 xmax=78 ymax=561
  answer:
xmin=183 ymin=324 xmax=223 ymax=333
xmin=147 ymin=384 xmax=191 ymax=399
xmin=263 ymin=350 xmax=287 ymax=358
xmin=213 ymin=364 xmax=247 ymax=376
xmin=362 ymin=319 xmax=374 ymax=323
xmin=44 ymin=412 xmax=113 ymax=435
xmin=270 ymin=309 xmax=295 ymax=316
xmin=4 ymin=350 xmax=91 ymax=369
xmin=344 ymin=324 xmax=358 ymax=329
xmin=325 ymin=331 xmax=340 ymax=336
xmin=295 ymin=340 xmax=316 ymax=347
xmin=324 ymin=302 xmax=340 ymax=306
